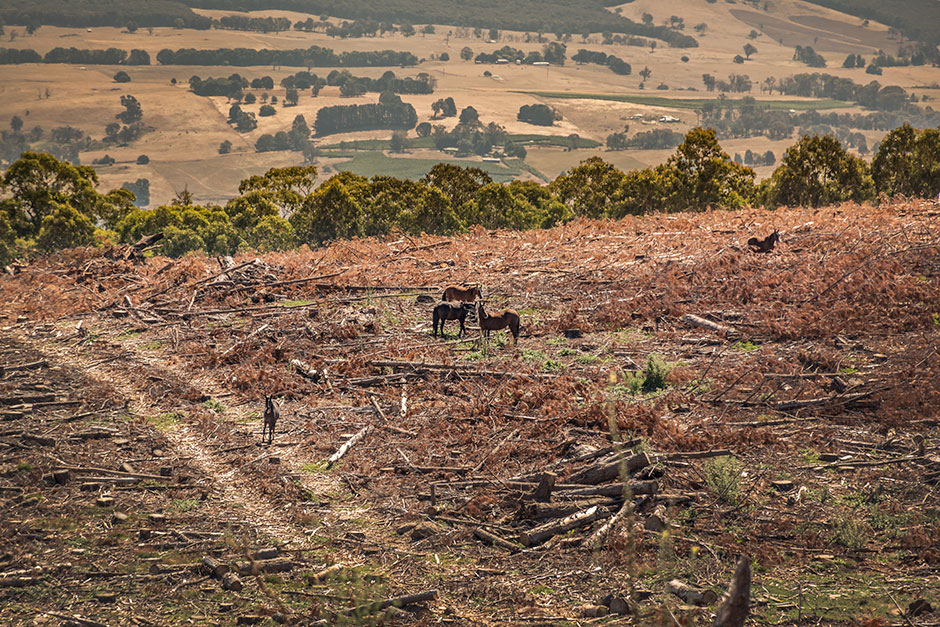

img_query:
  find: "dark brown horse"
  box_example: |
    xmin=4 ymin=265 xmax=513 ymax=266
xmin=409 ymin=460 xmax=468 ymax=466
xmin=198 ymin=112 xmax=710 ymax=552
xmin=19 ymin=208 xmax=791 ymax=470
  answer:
xmin=747 ymin=230 xmax=780 ymax=253
xmin=442 ymin=285 xmax=481 ymax=303
xmin=433 ymin=302 xmax=474 ymax=337
xmin=477 ymin=302 xmax=521 ymax=345
xmin=262 ymin=396 xmax=280 ymax=445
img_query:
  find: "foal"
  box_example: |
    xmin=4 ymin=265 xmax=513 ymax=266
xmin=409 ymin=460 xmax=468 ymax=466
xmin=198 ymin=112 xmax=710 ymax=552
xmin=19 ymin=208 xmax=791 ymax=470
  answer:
xmin=442 ymin=285 xmax=481 ymax=303
xmin=477 ymin=302 xmax=521 ymax=345
xmin=747 ymin=230 xmax=780 ymax=253
xmin=433 ymin=302 xmax=473 ymax=337
xmin=262 ymin=396 xmax=280 ymax=445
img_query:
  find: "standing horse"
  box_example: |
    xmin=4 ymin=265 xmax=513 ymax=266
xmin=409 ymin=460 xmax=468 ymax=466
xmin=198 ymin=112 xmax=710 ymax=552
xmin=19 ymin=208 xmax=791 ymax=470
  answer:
xmin=477 ymin=302 xmax=521 ymax=345
xmin=433 ymin=302 xmax=474 ymax=338
xmin=442 ymin=285 xmax=481 ymax=303
xmin=262 ymin=396 xmax=280 ymax=445
xmin=747 ymin=230 xmax=780 ymax=253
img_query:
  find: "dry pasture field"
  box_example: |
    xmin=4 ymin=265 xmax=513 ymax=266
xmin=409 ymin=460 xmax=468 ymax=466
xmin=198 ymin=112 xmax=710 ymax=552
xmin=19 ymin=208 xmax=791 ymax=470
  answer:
xmin=1 ymin=202 xmax=939 ymax=625
xmin=0 ymin=0 xmax=936 ymax=205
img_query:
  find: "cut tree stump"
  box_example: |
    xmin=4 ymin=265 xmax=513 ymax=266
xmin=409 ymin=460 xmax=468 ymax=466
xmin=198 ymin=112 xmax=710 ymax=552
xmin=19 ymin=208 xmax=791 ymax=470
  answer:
xmin=714 ymin=556 xmax=750 ymax=627
xmin=221 ymin=572 xmax=243 ymax=591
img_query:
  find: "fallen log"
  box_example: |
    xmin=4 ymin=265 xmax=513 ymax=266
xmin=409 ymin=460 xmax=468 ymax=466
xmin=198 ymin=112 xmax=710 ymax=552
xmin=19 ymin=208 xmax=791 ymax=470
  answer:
xmin=326 ymin=426 xmax=371 ymax=468
xmin=567 ymin=452 xmax=651 ymax=485
xmin=667 ymin=579 xmax=718 ymax=606
xmin=583 ymin=501 xmax=632 ymax=550
xmin=681 ymin=314 xmax=736 ymax=336
xmin=520 ymin=505 xmax=609 ymax=547
xmin=347 ymin=589 xmax=438 ymax=616
xmin=473 ymin=527 xmax=521 ymax=553
xmin=523 ymin=498 xmax=618 ymax=520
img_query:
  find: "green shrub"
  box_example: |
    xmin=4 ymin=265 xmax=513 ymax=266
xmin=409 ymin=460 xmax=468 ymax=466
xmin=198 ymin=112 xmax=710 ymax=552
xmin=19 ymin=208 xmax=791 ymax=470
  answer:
xmin=705 ymin=455 xmax=743 ymax=505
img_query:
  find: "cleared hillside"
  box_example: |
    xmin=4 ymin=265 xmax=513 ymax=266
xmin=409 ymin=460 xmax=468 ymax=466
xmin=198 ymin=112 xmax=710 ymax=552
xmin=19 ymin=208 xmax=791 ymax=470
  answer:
xmin=1 ymin=200 xmax=939 ymax=624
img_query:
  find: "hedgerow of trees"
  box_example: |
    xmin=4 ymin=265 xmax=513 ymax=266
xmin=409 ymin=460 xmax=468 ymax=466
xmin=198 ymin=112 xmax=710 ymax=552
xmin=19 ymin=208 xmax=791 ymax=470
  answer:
xmin=3 ymin=125 xmax=940 ymax=263
xmin=314 ymin=92 xmax=417 ymax=136
xmin=155 ymin=46 xmax=417 ymax=67
xmin=0 ymin=47 xmax=150 ymax=65
xmin=571 ymin=49 xmax=631 ymax=75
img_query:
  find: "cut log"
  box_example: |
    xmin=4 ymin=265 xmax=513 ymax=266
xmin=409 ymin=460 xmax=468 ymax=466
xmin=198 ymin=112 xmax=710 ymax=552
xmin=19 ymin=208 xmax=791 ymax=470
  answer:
xmin=347 ymin=589 xmax=438 ymax=616
xmin=202 ymin=556 xmax=230 ymax=578
xmin=236 ymin=557 xmax=294 ymax=576
xmin=523 ymin=497 xmax=617 ymax=520
xmin=714 ymin=556 xmax=750 ymax=627
xmin=249 ymin=547 xmax=279 ymax=561
xmin=221 ymin=572 xmax=243 ymax=591
xmin=567 ymin=452 xmax=651 ymax=485
xmin=681 ymin=314 xmax=736 ymax=336
xmin=667 ymin=579 xmax=718 ymax=606
xmin=520 ymin=505 xmax=609 ymax=546
xmin=326 ymin=425 xmax=371 ymax=468
xmin=583 ymin=502 xmax=632 ymax=550
xmin=559 ymin=480 xmax=658 ymax=498
xmin=290 ymin=359 xmax=321 ymax=382
xmin=472 ymin=527 xmax=521 ymax=553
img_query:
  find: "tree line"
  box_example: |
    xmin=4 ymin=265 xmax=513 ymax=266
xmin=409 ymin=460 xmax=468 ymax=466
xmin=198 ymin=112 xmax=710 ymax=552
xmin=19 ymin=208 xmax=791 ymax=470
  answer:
xmin=213 ymin=15 xmax=292 ymax=32
xmin=314 ymin=92 xmax=417 ymax=136
xmin=0 ymin=47 xmax=150 ymax=65
xmin=0 ymin=0 xmax=211 ymax=30
xmin=155 ymin=46 xmax=418 ymax=67
xmin=571 ymin=49 xmax=631 ymax=75
xmin=180 ymin=0 xmax=698 ymax=48
xmin=3 ymin=125 xmax=938 ymax=264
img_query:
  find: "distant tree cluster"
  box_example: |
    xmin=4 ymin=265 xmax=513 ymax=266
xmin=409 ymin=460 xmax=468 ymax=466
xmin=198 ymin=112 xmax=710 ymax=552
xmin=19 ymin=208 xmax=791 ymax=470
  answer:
xmin=517 ymin=104 xmax=561 ymax=126
xmin=623 ymin=129 xmax=685 ymax=149
xmin=843 ymin=53 xmax=866 ymax=69
xmin=121 ymin=178 xmax=150 ymax=207
xmin=314 ymin=92 xmax=417 ymax=136
xmin=430 ymin=107 xmax=507 ymax=156
xmin=0 ymin=47 xmax=150 ymax=65
xmin=318 ymin=69 xmax=435 ymax=96
xmin=774 ymin=73 xmax=912 ymax=111
xmin=155 ymin=46 xmax=418 ymax=68
xmin=213 ymin=15 xmax=292 ymax=32
xmin=227 ymin=104 xmax=257 ymax=133
xmin=571 ymin=49 xmax=631 ymax=75
xmin=732 ymin=150 xmax=775 ymax=166
xmin=474 ymin=42 xmax=567 ymax=65
xmin=189 ymin=74 xmax=248 ymax=99
xmin=793 ymin=45 xmax=827 ymax=68
xmin=256 ymin=115 xmax=311 ymax=153
xmin=431 ymin=97 xmax=457 ymax=118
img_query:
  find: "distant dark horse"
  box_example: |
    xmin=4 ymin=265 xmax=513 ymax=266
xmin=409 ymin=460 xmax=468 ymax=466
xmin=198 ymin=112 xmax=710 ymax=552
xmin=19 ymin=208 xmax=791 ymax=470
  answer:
xmin=262 ymin=395 xmax=280 ymax=445
xmin=747 ymin=230 xmax=780 ymax=253
xmin=433 ymin=302 xmax=474 ymax=338
xmin=477 ymin=302 xmax=521 ymax=345
xmin=442 ymin=285 xmax=481 ymax=303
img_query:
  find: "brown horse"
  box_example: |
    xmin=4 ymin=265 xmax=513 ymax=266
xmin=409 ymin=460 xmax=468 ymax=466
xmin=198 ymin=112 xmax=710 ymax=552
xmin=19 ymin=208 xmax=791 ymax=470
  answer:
xmin=262 ymin=396 xmax=280 ymax=445
xmin=478 ymin=302 xmax=521 ymax=345
xmin=747 ymin=230 xmax=780 ymax=253
xmin=442 ymin=285 xmax=481 ymax=303
xmin=433 ymin=302 xmax=474 ymax=338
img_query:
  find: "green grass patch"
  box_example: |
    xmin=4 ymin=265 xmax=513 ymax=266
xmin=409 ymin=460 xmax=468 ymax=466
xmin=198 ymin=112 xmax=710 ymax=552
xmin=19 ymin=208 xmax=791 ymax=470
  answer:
xmin=171 ymin=499 xmax=200 ymax=512
xmin=281 ymin=299 xmax=315 ymax=307
xmin=508 ymin=133 xmax=601 ymax=148
xmin=202 ymin=399 xmax=225 ymax=413
xmin=734 ymin=340 xmax=760 ymax=352
xmin=140 ymin=340 xmax=162 ymax=351
xmin=518 ymin=91 xmax=853 ymax=111
xmin=148 ymin=411 xmax=184 ymax=431
xmin=705 ymin=455 xmax=743 ymax=505
xmin=575 ymin=353 xmax=602 ymax=364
